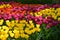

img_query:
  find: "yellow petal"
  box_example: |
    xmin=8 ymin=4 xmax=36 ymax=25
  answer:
xmin=58 ymin=18 xmax=60 ymax=21
xmin=10 ymin=33 xmax=14 ymax=37
xmin=36 ymin=24 xmax=40 ymax=28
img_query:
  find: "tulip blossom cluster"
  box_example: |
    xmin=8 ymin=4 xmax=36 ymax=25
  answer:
xmin=0 ymin=2 xmax=60 ymax=40
xmin=0 ymin=19 xmax=40 ymax=40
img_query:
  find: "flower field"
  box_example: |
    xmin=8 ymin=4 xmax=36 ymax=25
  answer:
xmin=0 ymin=2 xmax=60 ymax=40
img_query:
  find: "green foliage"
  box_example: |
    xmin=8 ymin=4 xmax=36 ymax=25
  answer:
xmin=1 ymin=0 xmax=60 ymax=4
xmin=1 ymin=0 xmax=53 ymax=4
xmin=39 ymin=24 xmax=60 ymax=40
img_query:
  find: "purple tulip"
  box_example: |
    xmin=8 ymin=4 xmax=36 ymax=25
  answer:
xmin=52 ymin=21 xmax=58 ymax=26
xmin=0 ymin=14 xmax=2 ymax=19
xmin=53 ymin=4 xmax=60 ymax=8
xmin=39 ymin=16 xmax=43 ymax=21
xmin=36 ymin=21 xmax=42 ymax=24
xmin=43 ymin=19 xmax=48 ymax=24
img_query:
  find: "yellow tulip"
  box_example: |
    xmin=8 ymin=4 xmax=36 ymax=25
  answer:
xmin=13 ymin=29 xmax=20 ymax=38
xmin=9 ymin=31 xmax=14 ymax=37
xmin=31 ymin=29 xmax=36 ymax=33
xmin=25 ymin=34 xmax=29 ymax=39
xmin=34 ymin=12 xmax=39 ymax=17
xmin=38 ymin=12 xmax=42 ymax=16
xmin=10 ymin=33 xmax=14 ymax=37
xmin=29 ymin=20 xmax=33 ymax=24
xmin=58 ymin=18 xmax=60 ymax=21
xmin=6 ymin=20 xmax=10 ymax=26
xmin=0 ymin=33 xmax=8 ymax=40
xmin=25 ymin=29 xmax=29 ymax=34
xmin=0 ymin=35 xmax=6 ymax=40
xmin=0 ymin=19 xmax=4 ymax=25
xmin=14 ymin=27 xmax=19 ymax=30
xmin=11 ymin=20 xmax=15 ymax=27
xmin=20 ymin=20 xmax=26 ymax=23
xmin=13 ymin=29 xmax=19 ymax=33
xmin=3 ymin=4 xmax=6 ymax=8
xmin=15 ymin=20 xmax=19 ymax=24
xmin=57 ymin=13 xmax=60 ymax=16
xmin=20 ymin=30 xmax=24 ymax=33
xmin=20 ymin=33 xmax=25 ymax=38
xmin=25 ymin=28 xmax=32 ymax=34
xmin=18 ymin=24 xmax=25 ymax=30
xmin=6 ymin=4 xmax=10 ymax=7
xmin=0 ymin=5 xmax=4 ymax=8
xmin=26 ymin=31 xmax=32 ymax=35
xmin=30 ymin=12 xmax=33 ymax=16
xmin=36 ymin=24 xmax=40 ymax=28
xmin=26 ymin=24 xmax=30 ymax=27
xmin=52 ymin=15 xmax=57 ymax=19
xmin=4 ymin=34 xmax=9 ymax=38
xmin=35 ymin=28 xmax=41 ymax=32
xmin=29 ymin=26 xmax=34 ymax=29
xmin=6 ymin=20 xmax=15 ymax=29
xmin=14 ymin=33 xmax=20 ymax=38
xmin=2 ymin=26 xmax=9 ymax=33
xmin=0 ymin=26 xmax=1 ymax=30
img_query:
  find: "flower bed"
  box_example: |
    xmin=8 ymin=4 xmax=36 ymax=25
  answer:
xmin=0 ymin=2 xmax=60 ymax=40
